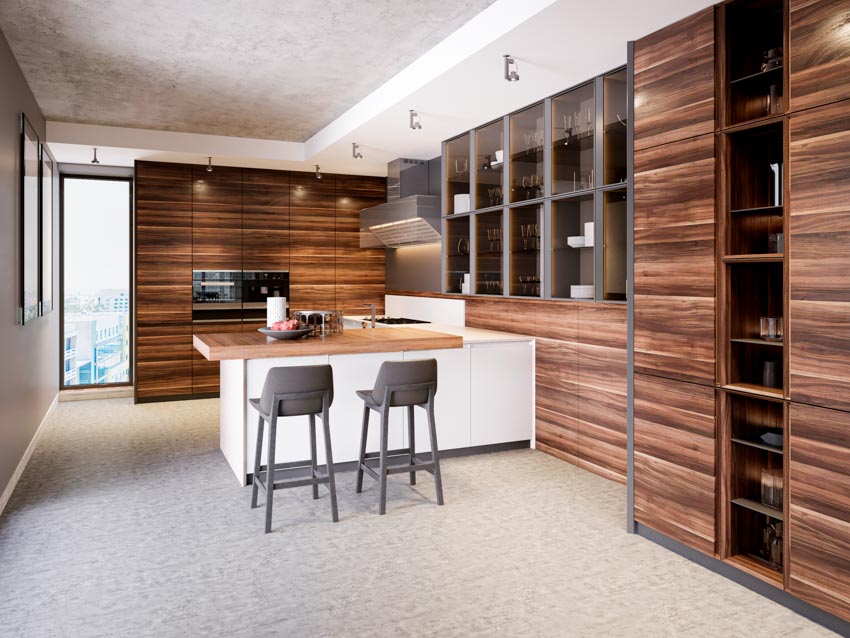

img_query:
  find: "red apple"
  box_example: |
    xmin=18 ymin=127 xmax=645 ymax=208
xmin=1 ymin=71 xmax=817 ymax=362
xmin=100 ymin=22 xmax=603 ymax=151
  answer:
xmin=270 ymin=320 xmax=285 ymax=331
xmin=283 ymin=319 xmax=301 ymax=330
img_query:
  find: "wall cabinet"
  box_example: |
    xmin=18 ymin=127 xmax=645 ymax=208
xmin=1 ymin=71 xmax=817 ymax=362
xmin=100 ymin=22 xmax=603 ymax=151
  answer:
xmin=441 ymin=66 xmax=629 ymax=302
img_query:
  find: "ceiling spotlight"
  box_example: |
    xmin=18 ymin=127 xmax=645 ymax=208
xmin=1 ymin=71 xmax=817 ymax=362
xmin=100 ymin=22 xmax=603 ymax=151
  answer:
xmin=503 ymin=54 xmax=520 ymax=82
xmin=352 ymin=143 xmax=363 ymax=159
xmin=315 ymin=164 xmax=322 ymax=179
xmin=206 ymin=156 xmax=213 ymax=173
xmin=409 ymin=110 xmax=422 ymax=130
xmin=91 ymin=147 xmax=100 ymax=164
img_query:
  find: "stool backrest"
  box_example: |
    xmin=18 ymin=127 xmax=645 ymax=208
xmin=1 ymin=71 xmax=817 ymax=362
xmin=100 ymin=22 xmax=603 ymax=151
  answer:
xmin=372 ymin=359 xmax=437 ymax=407
xmin=260 ymin=364 xmax=334 ymax=417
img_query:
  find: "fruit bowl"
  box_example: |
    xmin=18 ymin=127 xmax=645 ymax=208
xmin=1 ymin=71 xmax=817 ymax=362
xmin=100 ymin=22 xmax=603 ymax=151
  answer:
xmin=258 ymin=327 xmax=313 ymax=340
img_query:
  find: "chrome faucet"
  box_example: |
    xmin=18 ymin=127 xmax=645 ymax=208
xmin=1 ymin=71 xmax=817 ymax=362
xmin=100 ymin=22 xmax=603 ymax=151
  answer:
xmin=363 ymin=303 xmax=376 ymax=328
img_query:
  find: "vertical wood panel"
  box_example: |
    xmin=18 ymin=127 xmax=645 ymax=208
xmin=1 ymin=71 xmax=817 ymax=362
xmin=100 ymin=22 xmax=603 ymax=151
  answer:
xmin=136 ymin=325 xmax=193 ymax=399
xmin=192 ymin=166 xmax=243 ymax=271
xmin=290 ymin=171 xmax=336 ymax=311
xmin=191 ymin=322 xmax=243 ymax=394
xmin=789 ymin=0 xmax=850 ymax=113
xmin=634 ymin=373 xmax=717 ymax=555
xmin=789 ymin=99 xmax=850 ymax=410
xmin=242 ymin=169 xmax=289 ymax=271
xmin=634 ymin=7 xmax=716 ymax=151
xmin=789 ymin=403 xmax=850 ymax=622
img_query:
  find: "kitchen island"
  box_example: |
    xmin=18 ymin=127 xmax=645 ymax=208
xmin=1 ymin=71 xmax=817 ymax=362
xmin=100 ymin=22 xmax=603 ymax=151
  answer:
xmin=194 ymin=326 xmax=534 ymax=485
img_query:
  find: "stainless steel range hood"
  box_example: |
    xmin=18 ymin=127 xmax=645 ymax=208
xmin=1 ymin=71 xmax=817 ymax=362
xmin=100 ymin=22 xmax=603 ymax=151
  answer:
xmin=360 ymin=158 xmax=441 ymax=248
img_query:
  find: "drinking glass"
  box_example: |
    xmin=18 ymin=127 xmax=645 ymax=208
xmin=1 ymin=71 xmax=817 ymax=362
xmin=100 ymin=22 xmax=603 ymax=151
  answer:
xmin=760 ymin=317 xmax=783 ymax=341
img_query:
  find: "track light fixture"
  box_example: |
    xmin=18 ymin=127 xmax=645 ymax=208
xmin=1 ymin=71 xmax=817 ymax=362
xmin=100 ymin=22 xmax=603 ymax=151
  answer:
xmin=315 ymin=164 xmax=322 ymax=179
xmin=206 ymin=156 xmax=213 ymax=173
xmin=409 ymin=109 xmax=422 ymax=130
xmin=91 ymin=147 xmax=100 ymax=164
xmin=503 ymin=54 xmax=520 ymax=82
xmin=352 ymin=143 xmax=363 ymax=159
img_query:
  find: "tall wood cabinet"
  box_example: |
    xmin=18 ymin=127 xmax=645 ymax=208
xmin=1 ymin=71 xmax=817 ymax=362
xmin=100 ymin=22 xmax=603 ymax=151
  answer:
xmin=633 ymin=0 xmax=850 ymax=625
xmin=134 ymin=161 xmax=387 ymax=402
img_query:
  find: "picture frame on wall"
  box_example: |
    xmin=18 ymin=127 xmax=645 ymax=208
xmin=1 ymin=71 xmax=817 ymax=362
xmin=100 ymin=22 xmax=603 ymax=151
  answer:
xmin=20 ymin=113 xmax=40 ymax=324
xmin=40 ymin=143 xmax=54 ymax=315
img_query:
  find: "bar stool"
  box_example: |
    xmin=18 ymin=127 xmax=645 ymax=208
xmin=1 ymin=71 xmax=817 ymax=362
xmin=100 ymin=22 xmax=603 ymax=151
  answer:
xmin=355 ymin=359 xmax=443 ymax=515
xmin=249 ymin=364 xmax=338 ymax=533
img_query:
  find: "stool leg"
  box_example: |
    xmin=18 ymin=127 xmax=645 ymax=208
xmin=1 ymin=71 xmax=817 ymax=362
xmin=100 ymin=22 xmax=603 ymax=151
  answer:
xmin=309 ymin=414 xmax=319 ymax=500
xmin=251 ymin=414 xmax=264 ymax=509
xmin=407 ymin=405 xmax=416 ymax=486
xmin=426 ymin=399 xmax=444 ymax=506
xmin=320 ymin=405 xmax=339 ymax=523
xmin=378 ymin=408 xmax=389 ymax=515
xmin=265 ymin=414 xmax=278 ymax=533
xmin=356 ymin=404 xmax=369 ymax=494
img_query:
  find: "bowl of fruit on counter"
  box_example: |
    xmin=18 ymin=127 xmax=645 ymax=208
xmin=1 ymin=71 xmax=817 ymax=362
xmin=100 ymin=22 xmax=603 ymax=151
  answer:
xmin=258 ymin=319 xmax=313 ymax=340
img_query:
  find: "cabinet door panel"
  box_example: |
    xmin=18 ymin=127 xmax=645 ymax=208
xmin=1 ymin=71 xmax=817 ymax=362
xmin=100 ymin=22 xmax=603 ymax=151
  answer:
xmin=136 ymin=324 xmax=193 ymax=399
xmin=789 ymin=403 xmax=850 ymax=622
xmin=192 ymin=322 xmax=243 ymax=394
xmin=634 ymin=133 xmax=716 ymax=384
xmin=790 ymin=100 xmax=850 ymax=410
xmin=242 ymin=169 xmax=289 ymax=271
xmin=790 ymin=0 xmax=850 ymax=113
xmin=192 ymin=166 xmax=242 ymax=271
xmin=535 ymin=338 xmax=579 ymax=464
xmin=634 ymin=7 xmax=715 ymax=151
xmin=634 ymin=373 xmax=717 ymax=555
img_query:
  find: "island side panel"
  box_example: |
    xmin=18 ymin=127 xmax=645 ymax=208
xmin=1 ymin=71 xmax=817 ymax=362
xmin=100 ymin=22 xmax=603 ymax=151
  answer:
xmin=220 ymin=359 xmax=248 ymax=486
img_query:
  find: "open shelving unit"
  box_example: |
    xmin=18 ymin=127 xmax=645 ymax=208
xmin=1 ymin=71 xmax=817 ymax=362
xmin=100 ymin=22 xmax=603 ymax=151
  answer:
xmin=718 ymin=0 xmax=789 ymax=587
xmin=441 ymin=66 xmax=630 ymax=301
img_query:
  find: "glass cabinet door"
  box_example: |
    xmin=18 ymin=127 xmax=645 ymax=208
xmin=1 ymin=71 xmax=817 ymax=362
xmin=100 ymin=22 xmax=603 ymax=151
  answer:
xmin=551 ymin=82 xmax=595 ymax=194
xmin=445 ymin=133 xmax=470 ymax=214
xmin=445 ymin=216 xmax=471 ymax=293
xmin=550 ymin=195 xmax=595 ymax=299
xmin=475 ymin=211 xmax=504 ymax=295
xmin=475 ymin=120 xmax=505 ymax=211
xmin=603 ymin=189 xmax=627 ymax=301
xmin=509 ymin=102 xmax=545 ymax=203
xmin=509 ymin=204 xmax=542 ymax=297
xmin=603 ymin=69 xmax=628 ymax=186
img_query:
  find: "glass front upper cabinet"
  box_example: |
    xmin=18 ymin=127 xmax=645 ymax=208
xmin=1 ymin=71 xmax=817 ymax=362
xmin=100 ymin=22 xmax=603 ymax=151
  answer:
xmin=475 ymin=211 xmax=504 ymax=295
xmin=603 ymin=68 xmax=628 ymax=186
xmin=445 ymin=133 xmax=470 ymax=214
xmin=509 ymin=102 xmax=545 ymax=203
xmin=551 ymin=82 xmax=595 ymax=195
xmin=445 ymin=216 xmax=471 ymax=293
xmin=474 ymin=119 xmax=504 ymax=210
xmin=551 ymin=195 xmax=595 ymax=300
xmin=509 ymin=204 xmax=542 ymax=297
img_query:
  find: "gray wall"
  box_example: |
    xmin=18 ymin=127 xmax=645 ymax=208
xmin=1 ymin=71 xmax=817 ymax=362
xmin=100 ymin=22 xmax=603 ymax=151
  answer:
xmin=0 ymin=29 xmax=57 ymax=500
xmin=385 ymin=244 xmax=442 ymax=292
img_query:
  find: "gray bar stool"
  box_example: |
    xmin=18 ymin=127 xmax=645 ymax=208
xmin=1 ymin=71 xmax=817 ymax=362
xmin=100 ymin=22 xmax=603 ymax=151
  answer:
xmin=355 ymin=359 xmax=443 ymax=515
xmin=249 ymin=364 xmax=338 ymax=533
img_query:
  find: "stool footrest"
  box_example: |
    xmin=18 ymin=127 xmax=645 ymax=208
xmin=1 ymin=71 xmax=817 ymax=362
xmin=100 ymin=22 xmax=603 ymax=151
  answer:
xmin=255 ymin=468 xmax=332 ymax=493
xmin=358 ymin=457 xmax=436 ymax=480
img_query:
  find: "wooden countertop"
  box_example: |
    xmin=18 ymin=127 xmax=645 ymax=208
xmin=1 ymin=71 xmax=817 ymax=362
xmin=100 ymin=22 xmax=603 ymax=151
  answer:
xmin=193 ymin=327 xmax=464 ymax=361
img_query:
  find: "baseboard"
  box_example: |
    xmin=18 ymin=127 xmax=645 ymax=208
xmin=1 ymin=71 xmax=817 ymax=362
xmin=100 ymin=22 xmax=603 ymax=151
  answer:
xmin=135 ymin=392 xmax=219 ymax=404
xmin=59 ymin=386 xmax=133 ymax=402
xmin=0 ymin=393 xmax=58 ymax=519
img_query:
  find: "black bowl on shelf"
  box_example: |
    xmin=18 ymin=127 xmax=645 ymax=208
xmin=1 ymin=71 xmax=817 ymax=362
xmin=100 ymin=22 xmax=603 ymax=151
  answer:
xmin=258 ymin=327 xmax=313 ymax=340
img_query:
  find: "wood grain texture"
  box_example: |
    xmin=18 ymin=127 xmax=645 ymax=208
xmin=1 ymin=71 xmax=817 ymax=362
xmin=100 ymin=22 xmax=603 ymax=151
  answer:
xmin=789 ymin=402 xmax=850 ymax=622
xmin=242 ymin=169 xmax=289 ymax=271
xmin=193 ymin=327 xmax=462 ymax=361
xmin=635 ymin=373 xmax=717 ymax=555
xmin=634 ymin=7 xmax=716 ymax=151
xmin=465 ymin=298 xmax=579 ymax=342
xmin=192 ymin=322 xmax=243 ymax=394
xmin=790 ymin=0 xmax=850 ymax=113
xmin=634 ymin=133 xmax=716 ymax=384
xmin=192 ymin=166 xmax=243 ymax=271
xmin=136 ymin=324 xmax=193 ymax=399
xmin=535 ymin=338 xmax=580 ymax=464
xmin=789 ymin=100 xmax=850 ymax=410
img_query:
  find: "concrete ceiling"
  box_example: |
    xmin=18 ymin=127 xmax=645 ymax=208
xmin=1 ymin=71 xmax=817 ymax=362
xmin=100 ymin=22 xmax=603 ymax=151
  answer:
xmin=0 ymin=0 xmax=496 ymax=141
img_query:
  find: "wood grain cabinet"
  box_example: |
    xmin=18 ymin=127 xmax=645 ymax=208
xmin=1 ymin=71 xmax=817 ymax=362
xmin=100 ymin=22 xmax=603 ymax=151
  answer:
xmin=789 ymin=0 xmax=850 ymax=114
xmin=634 ymin=373 xmax=717 ymax=555
xmin=135 ymin=324 xmax=193 ymax=400
xmin=789 ymin=99 xmax=850 ymax=411
xmin=633 ymin=6 xmax=715 ymax=151
xmin=192 ymin=166 xmax=243 ymax=271
xmin=191 ymin=321 xmax=243 ymax=394
xmin=633 ymin=133 xmax=716 ymax=384
xmin=789 ymin=402 xmax=850 ymax=622
xmin=242 ymin=169 xmax=290 ymax=271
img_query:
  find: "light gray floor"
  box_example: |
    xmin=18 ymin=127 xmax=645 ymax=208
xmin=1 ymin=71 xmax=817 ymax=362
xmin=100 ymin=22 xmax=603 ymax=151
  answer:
xmin=0 ymin=398 xmax=836 ymax=637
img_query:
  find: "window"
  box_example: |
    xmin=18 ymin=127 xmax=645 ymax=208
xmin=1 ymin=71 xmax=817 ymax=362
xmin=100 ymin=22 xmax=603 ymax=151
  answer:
xmin=61 ymin=176 xmax=132 ymax=387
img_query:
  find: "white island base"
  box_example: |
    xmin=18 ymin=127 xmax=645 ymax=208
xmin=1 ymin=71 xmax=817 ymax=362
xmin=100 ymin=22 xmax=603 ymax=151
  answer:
xmin=217 ymin=335 xmax=534 ymax=486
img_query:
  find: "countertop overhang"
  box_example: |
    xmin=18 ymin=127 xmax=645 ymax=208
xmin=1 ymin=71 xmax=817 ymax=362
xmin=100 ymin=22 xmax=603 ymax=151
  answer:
xmin=193 ymin=327 xmax=464 ymax=361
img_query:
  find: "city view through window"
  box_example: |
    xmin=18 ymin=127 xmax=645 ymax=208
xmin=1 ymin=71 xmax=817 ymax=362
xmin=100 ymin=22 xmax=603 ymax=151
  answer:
xmin=62 ymin=177 xmax=131 ymax=386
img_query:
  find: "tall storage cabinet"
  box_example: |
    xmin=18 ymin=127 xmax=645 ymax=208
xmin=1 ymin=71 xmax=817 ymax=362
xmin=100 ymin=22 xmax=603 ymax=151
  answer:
xmin=632 ymin=0 xmax=850 ymax=626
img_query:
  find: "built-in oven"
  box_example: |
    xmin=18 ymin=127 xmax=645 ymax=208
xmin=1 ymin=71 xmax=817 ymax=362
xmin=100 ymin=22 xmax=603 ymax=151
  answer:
xmin=242 ymin=271 xmax=290 ymax=323
xmin=192 ymin=270 xmax=242 ymax=323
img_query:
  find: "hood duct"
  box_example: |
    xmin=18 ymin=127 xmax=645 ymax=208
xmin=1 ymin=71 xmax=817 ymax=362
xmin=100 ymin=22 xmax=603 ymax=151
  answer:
xmin=360 ymin=158 xmax=441 ymax=248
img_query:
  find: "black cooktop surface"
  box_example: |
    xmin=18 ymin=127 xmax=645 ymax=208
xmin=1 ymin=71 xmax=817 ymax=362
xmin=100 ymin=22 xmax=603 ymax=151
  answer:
xmin=375 ymin=317 xmax=430 ymax=325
